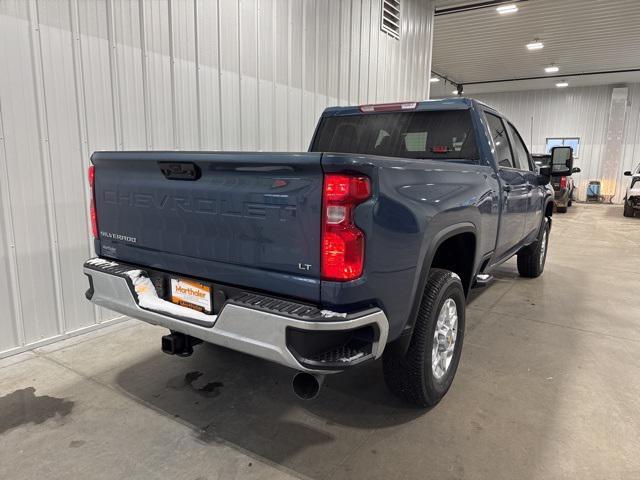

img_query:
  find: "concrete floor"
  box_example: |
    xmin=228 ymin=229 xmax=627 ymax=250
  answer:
xmin=1 ymin=203 xmax=639 ymax=480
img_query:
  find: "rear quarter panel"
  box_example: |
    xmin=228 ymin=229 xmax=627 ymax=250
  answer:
xmin=321 ymin=153 xmax=499 ymax=340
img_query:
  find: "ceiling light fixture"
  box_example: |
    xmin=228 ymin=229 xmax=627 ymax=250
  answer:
xmin=497 ymin=4 xmax=518 ymax=14
xmin=556 ymin=81 xmax=569 ymax=88
xmin=545 ymin=65 xmax=559 ymax=73
xmin=526 ymin=40 xmax=544 ymax=51
xmin=430 ymin=77 xmax=440 ymax=82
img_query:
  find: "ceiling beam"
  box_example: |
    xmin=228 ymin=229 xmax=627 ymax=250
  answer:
xmin=463 ymin=68 xmax=640 ymax=85
xmin=431 ymin=70 xmax=459 ymax=85
xmin=435 ymin=0 xmax=528 ymax=16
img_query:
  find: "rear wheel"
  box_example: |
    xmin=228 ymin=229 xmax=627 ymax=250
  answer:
xmin=517 ymin=217 xmax=550 ymax=278
xmin=383 ymin=269 xmax=465 ymax=408
xmin=557 ymin=205 xmax=567 ymax=213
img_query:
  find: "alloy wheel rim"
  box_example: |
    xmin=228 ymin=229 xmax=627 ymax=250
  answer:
xmin=432 ymin=298 xmax=458 ymax=380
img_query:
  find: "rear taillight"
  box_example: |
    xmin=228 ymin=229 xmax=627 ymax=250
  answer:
xmin=559 ymin=176 xmax=567 ymax=189
xmin=321 ymin=174 xmax=371 ymax=281
xmin=88 ymin=165 xmax=98 ymax=238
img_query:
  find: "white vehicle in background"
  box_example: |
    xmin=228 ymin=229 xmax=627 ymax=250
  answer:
xmin=623 ymin=164 xmax=640 ymax=217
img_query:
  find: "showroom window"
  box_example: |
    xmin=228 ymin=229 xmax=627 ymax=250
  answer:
xmin=546 ymin=137 xmax=580 ymax=157
xmin=381 ymin=0 xmax=401 ymax=39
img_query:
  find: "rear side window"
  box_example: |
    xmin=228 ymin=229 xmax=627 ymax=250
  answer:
xmin=507 ymin=122 xmax=532 ymax=171
xmin=484 ymin=112 xmax=514 ymax=168
xmin=311 ymin=110 xmax=479 ymax=161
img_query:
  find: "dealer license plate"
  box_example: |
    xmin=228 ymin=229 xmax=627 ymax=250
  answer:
xmin=170 ymin=278 xmax=212 ymax=314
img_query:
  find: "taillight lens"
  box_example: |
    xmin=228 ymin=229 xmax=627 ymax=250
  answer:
xmin=88 ymin=165 xmax=98 ymax=238
xmin=559 ymin=176 xmax=567 ymax=189
xmin=321 ymin=174 xmax=371 ymax=281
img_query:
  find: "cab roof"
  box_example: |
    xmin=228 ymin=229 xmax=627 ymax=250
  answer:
xmin=321 ymin=97 xmax=488 ymax=117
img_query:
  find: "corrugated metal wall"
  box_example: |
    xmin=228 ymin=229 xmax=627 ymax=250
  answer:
xmin=0 ymin=0 xmax=435 ymax=357
xmin=472 ymin=84 xmax=640 ymax=202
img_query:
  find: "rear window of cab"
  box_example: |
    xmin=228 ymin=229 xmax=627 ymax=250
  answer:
xmin=311 ymin=110 xmax=479 ymax=161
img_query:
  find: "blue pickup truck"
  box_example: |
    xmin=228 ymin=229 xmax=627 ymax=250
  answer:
xmin=83 ymin=98 xmax=574 ymax=407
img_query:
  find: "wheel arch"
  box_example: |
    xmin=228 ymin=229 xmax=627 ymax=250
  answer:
xmin=544 ymin=198 xmax=554 ymax=228
xmin=387 ymin=222 xmax=479 ymax=356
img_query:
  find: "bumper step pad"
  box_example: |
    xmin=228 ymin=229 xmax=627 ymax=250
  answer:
xmin=232 ymin=293 xmax=325 ymax=321
xmin=308 ymin=344 xmax=370 ymax=364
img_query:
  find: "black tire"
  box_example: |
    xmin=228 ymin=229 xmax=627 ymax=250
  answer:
xmin=517 ymin=217 xmax=550 ymax=278
xmin=557 ymin=205 xmax=567 ymax=213
xmin=623 ymin=203 xmax=635 ymax=217
xmin=568 ymin=199 xmax=572 ymax=207
xmin=383 ymin=269 xmax=465 ymax=408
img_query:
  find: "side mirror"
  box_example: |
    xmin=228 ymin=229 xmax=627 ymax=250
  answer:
xmin=550 ymin=146 xmax=573 ymax=176
xmin=624 ymin=171 xmax=632 ymax=176
xmin=536 ymin=165 xmax=551 ymax=185
xmin=571 ymin=167 xmax=581 ymax=174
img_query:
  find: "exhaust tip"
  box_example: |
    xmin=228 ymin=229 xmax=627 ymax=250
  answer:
xmin=292 ymin=372 xmax=325 ymax=400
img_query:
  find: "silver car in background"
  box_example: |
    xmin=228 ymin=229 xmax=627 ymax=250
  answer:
xmin=623 ymin=164 xmax=640 ymax=217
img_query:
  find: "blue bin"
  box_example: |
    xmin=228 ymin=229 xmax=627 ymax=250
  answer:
xmin=587 ymin=181 xmax=601 ymax=199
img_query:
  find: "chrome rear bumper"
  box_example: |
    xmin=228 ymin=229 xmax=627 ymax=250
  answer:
xmin=83 ymin=259 xmax=388 ymax=373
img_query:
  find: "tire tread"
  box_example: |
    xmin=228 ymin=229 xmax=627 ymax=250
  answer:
xmin=517 ymin=218 xmax=549 ymax=278
xmin=623 ymin=204 xmax=635 ymax=217
xmin=383 ymin=268 xmax=464 ymax=407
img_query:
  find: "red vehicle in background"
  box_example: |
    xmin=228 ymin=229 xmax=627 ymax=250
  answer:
xmin=533 ymin=153 xmax=580 ymax=213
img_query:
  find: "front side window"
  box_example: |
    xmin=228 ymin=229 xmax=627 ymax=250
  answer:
xmin=311 ymin=110 xmax=479 ymax=161
xmin=484 ymin=112 xmax=514 ymax=168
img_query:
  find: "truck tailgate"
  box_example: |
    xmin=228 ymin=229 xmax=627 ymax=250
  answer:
xmin=92 ymin=152 xmax=323 ymax=301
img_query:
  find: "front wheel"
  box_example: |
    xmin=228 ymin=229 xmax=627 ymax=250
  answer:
xmin=383 ymin=269 xmax=465 ymax=408
xmin=517 ymin=217 xmax=550 ymax=278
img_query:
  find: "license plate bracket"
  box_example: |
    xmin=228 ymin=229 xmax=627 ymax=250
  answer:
xmin=170 ymin=278 xmax=212 ymax=314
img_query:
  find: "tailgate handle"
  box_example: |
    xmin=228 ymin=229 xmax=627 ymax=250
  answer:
xmin=158 ymin=162 xmax=201 ymax=181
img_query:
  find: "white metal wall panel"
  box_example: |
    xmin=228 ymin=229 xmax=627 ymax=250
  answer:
xmin=0 ymin=104 xmax=21 ymax=352
xmin=37 ymin=0 xmax=96 ymax=333
xmin=196 ymin=0 xmax=223 ymax=151
xmin=113 ymin=0 xmax=147 ymax=149
xmin=0 ymin=0 xmax=60 ymax=346
xmin=144 ymin=0 xmax=174 ymax=150
xmin=470 ymin=85 xmax=638 ymax=202
xmin=0 ymin=0 xmax=434 ymax=357
xmin=77 ymin=0 xmax=117 ymax=152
